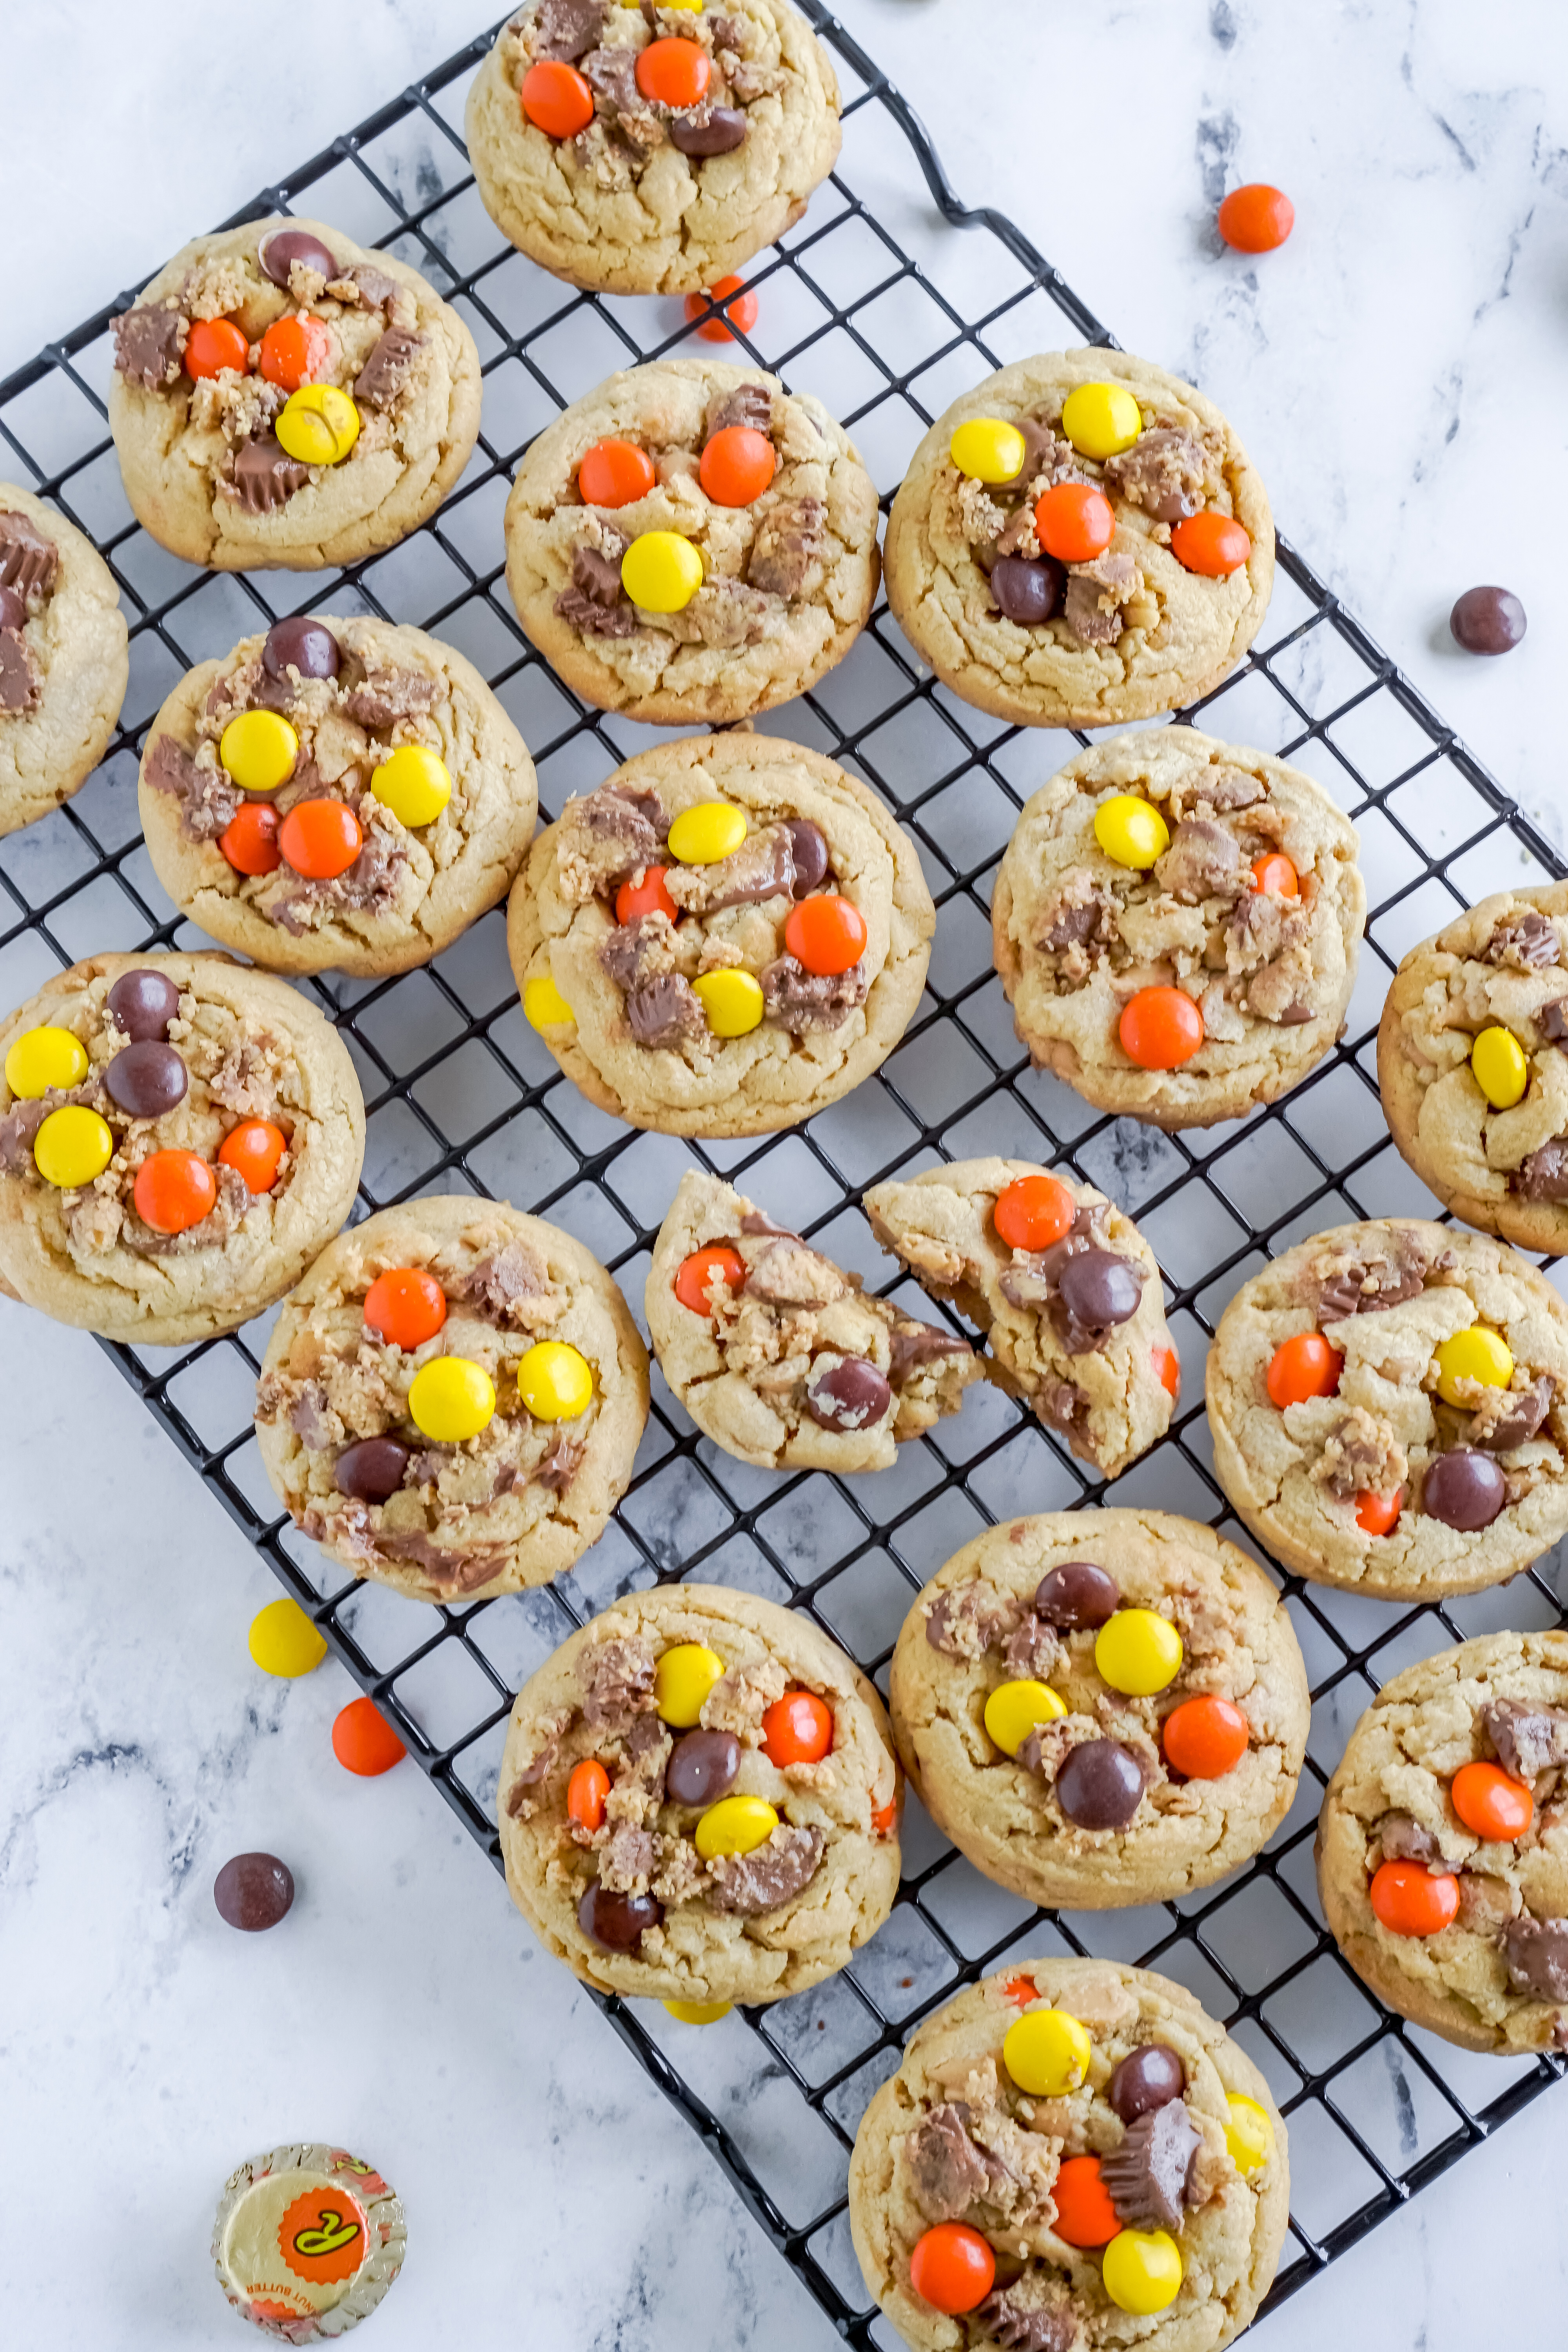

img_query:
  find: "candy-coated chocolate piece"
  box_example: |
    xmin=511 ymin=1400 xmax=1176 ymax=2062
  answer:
xmin=699 ymin=423 xmax=776 ymax=507
xmin=521 ymin=56 xmax=595 ymax=138
xmin=258 ymin=313 xmax=334 ymax=394
xmin=1356 ymin=1487 xmax=1403 ymax=1536
xmin=1035 ymin=480 xmax=1114 ymax=563
xmin=220 ymin=802 xmax=282 ymax=875
xmin=1422 ymin=1447 xmax=1506 ymax=1531
xmin=332 ymin=1695 xmax=407 ymax=1776
xmin=1056 ymin=1247 xmax=1143 ymax=1336
xmin=675 ymin=1243 xmax=745 ymax=1315
xmin=214 ymin=1852 xmax=295 ymax=1931
xmin=1094 ymin=792 xmax=1169 ymax=870
xmin=218 ymin=1118 xmax=288 ymax=1194
xmin=372 ymin=744 xmax=452 ymax=828
xmin=907 ymin=2223 xmax=995 ymax=2316
xmin=671 ymin=107 xmax=748 ymax=157
xmin=666 ymin=1728 xmax=741 ymax=1806
xmin=568 ymin=1758 xmax=610 ymax=1830
xmin=263 ymin=616 xmax=341 ymax=681
xmin=872 ymin=1795 xmax=898 ymax=1835
xmin=1370 ymin=1857 xmax=1460 ymax=1936
xmin=105 ymin=1039 xmax=187 ymax=1119
xmin=1170 ymin=511 xmax=1250 ymax=575
xmin=248 ymin=1595 xmax=327 ymax=1678
xmin=107 ymin=968 xmax=180 ymax=1041
xmin=949 ymin=417 xmax=1027 ymax=485
xmin=1107 ymin=2042 xmax=1185 ymax=2124
xmin=407 ymin=1356 xmax=495 ymax=1442
xmin=1434 ymin=1325 xmax=1513 ymax=1405
xmin=134 ymin=1147 xmax=216 ymax=1234
xmin=276 ymin=382 xmax=360 ymax=466
xmin=784 ymin=893 xmax=866 ymax=976
xmin=1162 ymin=1693 xmax=1249 ymax=1779
xmin=983 ymin=1677 xmax=1066 ymax=1758
xmin=1102 ymin=2228 xmax=1183 ymax=2316
xmin=786 ymin=819 xmax=829 ymax=896
xmin=1224 ymin=2092 xmax=1275 ymax=2173
xmin=622 ymin=529 xmax=704 ymax=613
xmin=1034 ymin=1559 xmax=1118 ymax=1628
xmin=662 ymin=1998 xmax=733 ymax=2022
xmin=1470 ymin=1024 xmax=1528 ymax=1109
xmin=1119 ymin=985 xmax=1205 ymax=1069
xmin=693 ymin=968 xmax=765 ymax=1036
xmin=993 ymin=1173 xmax=1076 ymax=1252
xmin=1095 ymin=1608 xmax=1183 ymax=1695
xmin=635 ymin=35 xmax=710 ymax=106
xmin=184 ymin=317 xmax=249 ymax=381
xmin=804 ymin=1354 xmax=891 ymax=1432
xmin=578 ymin=437 xmax=656 ymax=508
xmin=1154 ymin=1343 xmax=1181 ymax=1399
xmin=1061 ymin=381 xmax=1142 ymax=459
xmin=1056 ymin=1737 xmax=1147 ymax=1829
xmin=1217 ymin=183 xmax=1295 ymax=251
xmin=524 ymin=972 xmax=575 ymax=1028
xmin=1051 ymin=2154 xmax=1120 ymax=2248
xmin=694 ymin=1793 xmax=778 ymax=1859
xmin=1450 ymin=1758 xmax=1534 ymax=1841
xmin=515 ymin=1338 xmax=593 ymax=1421
xmin=33 ymin=1103 xmax=112 ymax=1187
xmin=685 ymin=275 xmax=757 ymax=342
xmin=278 ymin=798 xmax=363 ymax=880
xmin=655 ymin=1642 xmax=726 ymax=1729
xmin=363 ymin=1265 xmax=446 ymax=1350
xmin=1266 ymin=1330 xmax=1339 ymax=1408
xmin=616 ymin=865 xmax=677 ymax=925
xmin=1450 ymin=584 xmax=1526 ymax=655
xmin=1002 ymin=2006 xmax=1092 ymax=2096
xmin=1251 ymin=850 xmax=1298 ymax=897
xmin=334 ymin=1436 xmax=410 ymax=1504
xmin=258 ymin=227 xmax=339 ymax=286
xmin=5 ymin=1024 xmax=87 ymax=1098
xmin=667 ymin=800 xmax=749 ymax=865
xmin=990 ymin=555 xmax=1061 ymax=624
xmin=220 ymin=708 xmax=298 ymax=795
xmin=761 ymin=1689 xmax=832 ymax=1767
xmin=579 ymin=1879 xmax=662 ymax=1949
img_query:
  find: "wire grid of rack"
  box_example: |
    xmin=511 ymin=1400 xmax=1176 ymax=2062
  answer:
xmin=2 ymin=7 xmax=1565 ymax=2341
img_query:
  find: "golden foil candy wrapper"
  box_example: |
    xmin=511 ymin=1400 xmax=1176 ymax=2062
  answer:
xmin=211 ymin=2143 xmax=405 ymax=2339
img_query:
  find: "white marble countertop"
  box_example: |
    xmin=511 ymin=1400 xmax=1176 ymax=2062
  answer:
xmin=2 ymin=3 xmax=1566 ymax=2346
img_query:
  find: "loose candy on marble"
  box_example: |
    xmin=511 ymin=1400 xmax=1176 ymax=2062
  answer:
xmin=218 ymin=1118 xmax=288 ymax=1194
xmin=363 ymin=1265 xmax=446 ymax=1350
xmin=1094 ymin=793 xmax=1170 ymax=870
xmin=1095 ymin=1608 xmax=1183 ymax=1695
xmin=685 ymin=276 xmax=758 ymax=342
xmin=675 ymin=1243 xmax=745 ymax=1314
xmin=1107 ymin=2042 xmax=1185 ymax=2124
xmin=655 ymin=1643 xmax=726 ymax=1729
xmin=334 ymin=1436 xmax=410 ymax=1504
xmin=666 ymin=1728 xmax=742 ymax=1806
xmin=263 ymin=617 xmax=342 ymax=682
xmin=524 ymin=973 xmax=575 ymax=1029
xmin=372 ymin=745 xmax=451 ymax=828
xmin=1434 ymin=1325 xmax=1513 ymax=1404
xmin=1450 ymin=584 xmax=1526 ymax=655
xmin=134 ymin=1147 xmax=216 ymax=1234
xmin=693 ymin=1793 xmax=778 ymax=1859
xmin=1422 ymin=1447 xmax=1506 ymax=1531
xmin=1034 ymin=480 xmax=1115 ymax=563
xmin=949 ymin=417 xmax=1028 ymax=484
xmin=1055 ymin=1737 xmax=1147 ymax=1830
xmin=258 ymin=227 xmax=340 ymax=286
xmin=984 ymin=1677 xmax=1066 ymax=1757
xmin=667 ymin=800 xmax=748 ymax=864
xmin=521 ymin=57 xmax=595 ymax=138
xmin=1266 ymin=1331 xmax=1340 ymax=1407
xmin=1119 ymin=985 xmax=1205 ymax=1070
xmin=5 ymin=1024 xmax=87 ymax=1097
xmin=332 ymin=1696 xmax=407 ymax=1777
xmin=568 ymin=1758 xmax=610 ymax=1830
xmin=1170 ymin=512 xmax=1251 ymax=576
xmin=249 ymin=1595 xmax=327 ymax=1678
xmin=989 ymin=554 xmax=1062 ymax=624
xmin=214 ymin=1851 xmax=295 ymax=1931
xmin=622 ymin=530 xmax=704 ymax=613
xmin=760 ymin=1690 xmax=832 ymax=1767
xmin=407 ymin=1356 xmax=495 ymax=1442
xmin=276 ymin=382 xmax=360 ymax=467
xmin=783 ymin=893 xmax=866 ymax=976
xmin=1217 ymin=183 xmax=1296 ymax=251
xmin=33 ymin=1103 xmax=113 ymax=1187
xmin=105 ymin=1039 xmax=188 ymax=1119
xmin=993 ymin=1173 xmax=1076 ymax=1252
xmin=108 ymin=967 xmax=181 ymax=1040
xmin=1060 ymin=381 xmax=1142 ymax=460
xmin=220 ymin=709 xmax=299 ymax=795
xmin=578 ymin=437 xmax=656 ymax=508
xmin=278 ymin=798 xmax=363 ymax=880
xmin=804 ymin=1355 xmax=892 ymax=1432
xmin=185 ymin=317 xmax=249 ymax=382
xmin=1470 ymin=1025 xmax=1528 ymax=1109
xmin=1161 ymin=1694 xmax=1249 ymax=1779
xmin=211 ymin=2140 xmax=404 ymax=2336
xmin=221 ymin=803 xmax=282 ymax=874
xmin=1034 ymin=1560 xmax=1119 ymax=1629
xmin=578 ymin=1879 xmax=662 ymax=1949
xmin=515 ymin=1339 xmax=593 ymax=1420
xmin=692 ymin=968 xmax=764 ymax=1036
xmin=1002 ymin=2006 xmax=1092 ymax=2096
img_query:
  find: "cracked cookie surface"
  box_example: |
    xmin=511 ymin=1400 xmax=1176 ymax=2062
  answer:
xmin=497 ymin=1581 xmax=901 ymax=2003
xmin=138 ymin=614 xmax=537 ymax=978
xmin=889 ymin=1510 xmax=1310 ymax=1911
xmin=1377 ymin=883 xmax=1568 ymax=1254
xmin=1318 ymin=1632 xmax=1568 ymax=2054
xmin=884 ymin=351 xmax=1274 ymax=730
xmin=1207 ymin=1217 xmax=1568 ymax=1598
xmin=993 ymin=731 xmax=1364 ymax=1128
xmin=0 ymin=484 xmax=128 ymax=837
xmin=848 ymin=1957 xmax=1290 ymax=2352
xmin=256 ymin=1195 xmax=648 ymax=1604
xmin=502 ymin=358 xmax=879 ymax=724
xmin=466 ymin=0 xmax=841 ymax=294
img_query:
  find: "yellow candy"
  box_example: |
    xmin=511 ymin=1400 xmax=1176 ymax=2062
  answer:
xmin=949 ymin=416 xmax=1027 ymax=484
xmin=1002 ymin=2007 xmax=1093 ymax=2097
xmin=1224 ymin=2093 xmax=1275 ymax=2176
xmin=694 ymin=1795 xmax=779 ymax=1860
xmin=407 ymin=1355 xmax=496 ymax=1442
xmin=622 ymin=530 xmax=704 ymax=613
xmin=275 ymin=381 xmax=360 ymax=466
xmin=372 ymin=744 xmax=451 ymax=828
xmin=693 ymin=968 xmax=764 ymax=1037
xmin=1434 ymin=1325 xmax=1513 ymax=1406
xmin=516 ymin=1339 xmax=594 ymax=1421
xmin=663 ymin=1998 xmax=732 ymax=2022
xmin=668 ymin=802 xmax=750 ymax=865
xmin=524 ymin=972 xmax=575 ymax=1029
xmin=248 ymin=1595 xmax=327 ymax=1679
xmin=655 ymin=1642 xmax=726 ymax=1728
xmin=1094 ymin=792 xmax=1169 ymax=870
xmin=1060 ymin=381 xmax=1143 ymax=460
xmin=33 ymin=1103 xmax=113 ymax=1188
xmin=1471 ymin=1025 xmax=1528 ymax=1109
xmin=984 ymin=1678 xmax=1067 ymax=1757
xmin=1095 ymin=1608 xmax=1183 ymax=1697
xmin=1102 ymin=2229 xmax=1183 ymax=2316
xmin=220 ymin=708 xmax=299 ymax=795
xmin=5 ymin=1024 xmax=87 ymax=1099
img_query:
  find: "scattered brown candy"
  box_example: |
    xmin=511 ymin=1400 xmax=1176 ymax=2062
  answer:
xmin=804 ymin=1356 xmax=892 ymax=1433
xmin=107 ymin=968 xmax=181 ymax=1042
xmin=214 ymin=1851 xmax=295 ymax=1931
xmin=1034 ymin=1560 xmax=1118 ymax=1629
xmin=1450 ymin=585 xmax=1526 ymax=655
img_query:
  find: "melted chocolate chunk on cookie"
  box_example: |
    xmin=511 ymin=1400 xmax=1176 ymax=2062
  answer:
xmin=1316 ymin=1233 xmax=1432 ymax=1322
xmin=1502 ymin=1914 xmax=1568 ymax=2001
xmin=707 ymin=1822 xmax=824 ymax=1915
xmin=627 ymin=973 xmax=705 ymax=1048
xmin=975 ymin=2293 xmax=1076 ymax=2352
xmin=1103 ymin=426 xmax=1208 ymax=522
xmin=760 ymin=953 xmax=867 ymax=1033
xmin=0 ymin=510 xmax=60 ymax=601
xmin=531 ymin=0 xmax=607 ymax=60
xmin=231 ymin=434 xmax=312 ymax=514
xmin=706 ymin=382 xmax=774 ymax=440
xmin=1101 ymin=2096 xmax=1200 ymax=2230
xmin=1377 ymin=1810 xmax=1446 ymax=1869
xmin=354 ymin=326 xmax=425 ymax=412
xmin=1514 ymin=1138 xmax=1568 ymax=1201
xmin=1481 ymin=1697 xmax=1568 ymax=1781
xmin=111 ymin=301 xmax=187 ymax=389
xmin=785 ymin=819 xmax=828 ymax=897
xmin=889 ymin=1322 xmax=973 ymax=1383
xmin=0 ymin=627 xmax=40 ymax=713
xmin=1538 ymin=1000 xmax=1568 ymax=1050
xmin=1486 ymin=910 xmax=1560 ymax=972
xmin=0 ymin=585 xmax=24 ymax=634
xmin=747 ymin=495 xmax=825 ymax=598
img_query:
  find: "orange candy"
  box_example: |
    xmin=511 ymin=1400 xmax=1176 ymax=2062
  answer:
xmin=1119 ymin=986 xmax=1204 ymax=1069
xmin=1154 ymin=1343 xmax=1181 ymax=1401
xmin=1163 ymin=1693 xmax=1249 ymax=1779
xmin=1171 ymin=512 xmax=1252 ymax=577
xmin=908 ymin=2222 xmax=995 ymax=2315
xmin=761 ymin=1689 xmax=833 ymax=1767
xmin=133 ymin=1149 xmax=216 ymax=1235
xmin=699 ymin=425 xmax=777 ymax=508
xmin=1356 ymin=1488 xmax=1403 ymax=1536
xmin=1251 ymin=851 xmax=1299 ymax=898
xmin=685 ymin=276 xmax=758 ymax=343
xmin=1218 ymin=183 xmax=1296 ymax=253
xmin=278 ymin=797 xmax=363 ymax=880
xmin=784 ymin=894 xmax=867 ymax=976
xmin=332 ymin=1695 xmax=406 ymax=1777
xmin=999 ymin=1975 xmax=1038 ymax=2007
xmin=674 ymin=1243 xmax=745 ymax=1315
xmin=257 ymin=313 xmax=334 ymax=392
xmin=218 ymin=1119 xmax=288 ymax=1194
xmin=521 ymin=57 xmax=595 ymax=138
xmin=184 ymin=316 xmax=249 ymax=380
xmin=363 ymin=1266 xmax=447 ymax=1350
xmin=578 ymin=437 xmax=657 ymax=508
xmin=636 ymin=36 xmax=711 ymax=107
xmin=567 ymin=1757 xmax=611 ymax=1831
xmin=219 ymin=801 xmax=281 ymax=875
xmin=872 ymin=1794 xmax=899 ymax=1836
xmin=993 ymin=1174 xmax=1076 ymax=1253
xmin=1034 ymin=480 xmax=1115 ymax=563
xmin=1266 ymin=1332 xmax=1340 ymax=1409
xmin=1051 ymin=2156 xmax=1121 ymax=2249
xmin=1370 ymin=1859 xmax=1459 ymax=1938
xmin=1450 ymin=1760 xmax=1534 ymax=1842
xmin=615 ymin=864 xmax=678 ymax=925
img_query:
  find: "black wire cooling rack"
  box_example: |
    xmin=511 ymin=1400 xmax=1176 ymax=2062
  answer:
xmin=3 ymin=8 xmax=1565 ymax=2341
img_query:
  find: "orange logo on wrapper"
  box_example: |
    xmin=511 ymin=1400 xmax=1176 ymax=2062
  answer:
xmin=279 ymin=2186 xmax=367 ymax=2285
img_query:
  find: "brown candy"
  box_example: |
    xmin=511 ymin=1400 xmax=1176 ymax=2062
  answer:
xmin=1054 ymin=1247 xmax=1144 ymax=1338
xmin=665 ymin=1728 xmax=741 ymax=1806
xmin=1055 ymin=1738 xmax=1146 ymax=1830
xmin=670 ymin=107 xmax=748 ymax=157
xmin=106 ymin=968 xmax=181 ymax=1042
xmin=263 ymin=617 xmax=341 ymax=682
xmin=1450 ymin=585 xmax=1526 ymax=656
xmin=991 ymin=555 xmax=1062 ymax=625
xmin=104 ymin=1039 xmax=188 ymax=1119
xmin=213 ymin=1851 xmax=295 ymax=1931
xmin=1106 ymin=2042 xmax=1185 ymax=2124
xmin=804 ymin=1356 xmax=892 ymax=1433
xmin=259 ymin=227 xmax=339 ymax=287
xmin=335 ymin=1437 xmax=410 ymax=1504
xmin=577 ymin=1880 xmax=662 ymax=1951
xmin=786 ymin=820 xmax=829 ymax=897
xmin=1034 ymin=1560 xmax=1118 ymax=1628
xmin=1422 ymin=1448 xmax=1506 ymax=1531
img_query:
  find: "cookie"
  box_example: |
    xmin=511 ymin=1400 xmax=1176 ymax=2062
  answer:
xmin=0 ymin=951 xmax=363 ymax=1344
xmin=497 ymin=1581 xmax=901 ymax=2005
xmin=501 ymin=358 xmax=879 ymax=724
xmin=1377 ymin=883 xmax=1568 ymax=1254
xmin=884 ymin=350 xmax=1274 ymax=730
xmin=0 ymin=486 xmax=128 ymax=837
xmin=888 ymin=1509 xmax=1310 ymax=1911
xmin=138 ymin=613 xmax=538 ymax=979
xmin=255 ymin=1196 xmax=648 ymax=1605
xmin=646 ymin=1167 xmax=980 ymax=1471
xmin=507 ymin=733 xmax=933 ymax=1134
xmin=465 ymin=0 xmax=842 ymax=295
xmin=1318 ymin=1631 xmax=1568 ymax=2054
xmin=864 ymin=1159 xmax=1179 ymax=1481
xmin=993 ymin=730 xmax=1365 ymax=1129
xmin=107 ymin=217 xmax=481 ymax=570
xmin=1208 ymin=1216 xmax=1568 ymax=1599
xmin=848 ymin=1957 xmax=1289 ymax=2352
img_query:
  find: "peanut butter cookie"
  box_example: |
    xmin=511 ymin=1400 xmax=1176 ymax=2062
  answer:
xmin=0 ymin=485 xmax=127 ymax=837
